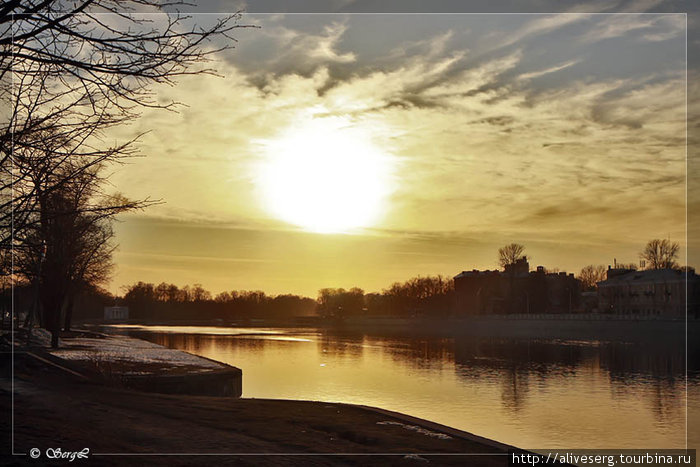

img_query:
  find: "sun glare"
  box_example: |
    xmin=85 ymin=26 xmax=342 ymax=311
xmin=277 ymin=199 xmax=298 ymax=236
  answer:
xmin=257 ymin=118 xmax=393 ymax=233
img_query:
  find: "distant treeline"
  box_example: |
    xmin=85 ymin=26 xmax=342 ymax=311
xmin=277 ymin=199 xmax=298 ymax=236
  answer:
xmin=122 ymin=282 xmax=316 ymax=321
xmin=318 ymin=276 xmax=454 ymax=318
xmin=119 ymin=275 xmax=455 ymax=322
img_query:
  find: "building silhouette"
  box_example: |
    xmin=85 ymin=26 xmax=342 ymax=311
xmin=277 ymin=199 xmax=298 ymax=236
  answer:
xmin=454 ymin=258 xmax=580 ymax=315
xmin=597 ymin=267 xmax=700 ymax=318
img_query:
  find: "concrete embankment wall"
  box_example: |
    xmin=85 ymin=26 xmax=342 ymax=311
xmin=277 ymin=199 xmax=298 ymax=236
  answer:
xmin=456 ymin=317 xmax=691 ymax=340
xmin=5 ymin=337 xmax=244 ymax=398
xmin=338 ymin=315 xmax=697 ymax=340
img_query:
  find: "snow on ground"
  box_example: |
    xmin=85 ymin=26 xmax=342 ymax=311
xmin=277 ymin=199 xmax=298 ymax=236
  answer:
xmin=49 ymin=335 xmax=226 ymax=374
xmin=28 ymin=328 xmax=61 ymax=347
xmin=376 ymin=421 xmax=453 ymax=440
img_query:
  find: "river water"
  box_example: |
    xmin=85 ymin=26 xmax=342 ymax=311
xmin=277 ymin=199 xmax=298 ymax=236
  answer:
xmin=103 ymin=325 xmax=700 ymax=450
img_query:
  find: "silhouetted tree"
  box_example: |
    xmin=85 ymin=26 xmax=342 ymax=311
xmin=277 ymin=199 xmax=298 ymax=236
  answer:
xmin=154 ymin=283 xmax=171 ymax=302
xmin=13 ymin=154 xmax=145 ymax=344
xmin=124 ymin=282 xmax=156 ymax=304
xmin=317 ymin=288 xmax=364 ymax=318
xmin=123 ymin=283 xmax=314 ymax=321
xmin=383 ymin=276 xmax=454 ymax=316
xmin=1 ymin=2 xmax=249 ymax=345
xmin=578 ymin=264 xmax=607 ymax=290
xmin=498 ymin=243 xmax=526 ymax=269
xmin=191 ymin=284 xmax=212 ymax=302
xmin=215 ymin=291 xmax=233 ymax=303
xmin=61 ymin=210 xmax=116 ymax=332
xmin=1 ymin=3 xmax=246 ymax=251
xmin=364 ymin=293 xmax=390 ymax=315
xmin=641 ymin=239 xmax=679 ymax=269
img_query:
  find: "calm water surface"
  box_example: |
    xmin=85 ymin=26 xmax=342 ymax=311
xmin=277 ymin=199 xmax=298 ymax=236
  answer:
xmin=104 ymin=325 xmax=700 ymax=449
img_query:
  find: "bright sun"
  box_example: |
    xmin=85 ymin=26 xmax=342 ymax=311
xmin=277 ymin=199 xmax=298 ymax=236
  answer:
xmin=258 ymin=118 xmax=393 ymax=233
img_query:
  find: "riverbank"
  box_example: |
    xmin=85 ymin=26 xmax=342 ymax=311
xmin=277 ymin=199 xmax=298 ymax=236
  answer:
xmin=93 ymin=315 xmax=699 ymax=341
xmin=1 ymin=334 xmax=519 ymax=466
xmin=336 ymin=315 xmax=696 ymax=340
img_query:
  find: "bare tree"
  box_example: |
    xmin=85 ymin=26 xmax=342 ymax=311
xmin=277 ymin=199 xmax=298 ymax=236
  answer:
xmin=2 ymin=2 xmax=250 ymax=345
xmin=56 ymin=168 xmax=127 ymax=332
xmin=498 ymin=243 xmax=526 ymax=269
xmin=578 ymin=264 xmax=607 ymax=290
xmin=1 ymin=1 xmax=249 ymax=249
xmin=641 ymin=239 xmax=679 ymax=270
xmin=191 ymin=284 xmax=212 ymax=302
xmin=15 ymin=159 xmax=146 ymax=344
xmin=317 ymin=288 xmax=365 ymax=318
xmin=62 ymin=217 xmax=114 ymax=332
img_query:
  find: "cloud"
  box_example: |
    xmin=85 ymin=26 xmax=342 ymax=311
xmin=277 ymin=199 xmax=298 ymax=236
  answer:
xmin=321 ymin=50 xmax=467 ymax=111
xmin=420 ymin=51 xmax=522 ymax=101
xmin=109 ymin=14 xmax=686 ymax=257
xmin=580 ymin=13 xmax=685 ymax=43
xmin=119 ymin=251 xmax=277 ymax=264
xmin=224 ymin=18 xmax=356 ymax=78
xmin=615 ymin=0 xmax=671 ymax=13
xmin=385 ymin=30 xmax=457 ymax=61
xmin=307 ymin=22 xmax=357 ymax=63
xmin=492 ymin=14 xmax=591 ymax=50
xmin=517 ymin=60 xmax=580 ymax=81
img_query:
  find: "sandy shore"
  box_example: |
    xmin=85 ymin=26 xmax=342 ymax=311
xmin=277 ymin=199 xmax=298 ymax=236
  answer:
xmin=1 ymin=347 xmax=518 ymax=466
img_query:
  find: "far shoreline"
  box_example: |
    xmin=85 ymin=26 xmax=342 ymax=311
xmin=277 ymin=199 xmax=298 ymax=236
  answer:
xmin=89 ymin=314 xmax=698 ymax=342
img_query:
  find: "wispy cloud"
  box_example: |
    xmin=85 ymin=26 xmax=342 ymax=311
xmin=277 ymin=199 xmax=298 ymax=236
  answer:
xmin=615 ymin=0 xmax=670 ymax=13
xmin=225 ymin=18 xmax=356 ymax=77
xmin=307 ymin=22 xmax=357 ymax=63
xmin=580 ymin=13 xmax=685 ymax=43
xmin=493 ymin=14 xmax=591 ymax=50
xmin=517 ymin=59 xmax=580 ymax=81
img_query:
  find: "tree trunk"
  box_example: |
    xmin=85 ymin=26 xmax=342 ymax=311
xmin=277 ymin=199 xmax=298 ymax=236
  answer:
xmin=50 ymin=331 xmax=59 ymax=348
xmin=63 ymin=294 xmax=74 ymax=332
xmin=50 ymin=312 xmax=60 ymax=348
xmin=41 ymin=278 xmax=66 ymax=349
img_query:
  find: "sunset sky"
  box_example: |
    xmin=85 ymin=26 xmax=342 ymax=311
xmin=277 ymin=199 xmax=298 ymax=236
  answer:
xmin=108 ymin=11 xmax=690 ymax=297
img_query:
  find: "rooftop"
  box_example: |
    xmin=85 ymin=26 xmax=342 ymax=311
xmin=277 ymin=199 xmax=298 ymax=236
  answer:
xmin=599 ymin=268 xmax=698 ymax=286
